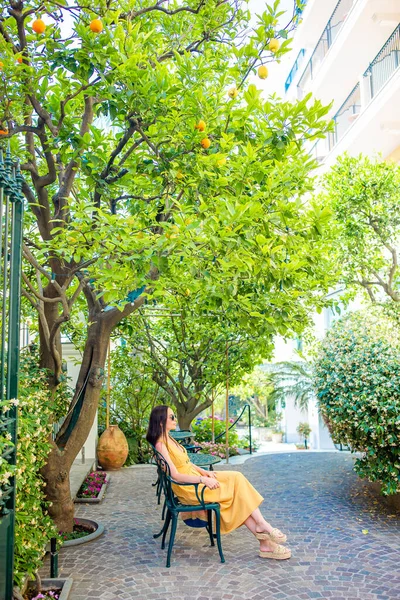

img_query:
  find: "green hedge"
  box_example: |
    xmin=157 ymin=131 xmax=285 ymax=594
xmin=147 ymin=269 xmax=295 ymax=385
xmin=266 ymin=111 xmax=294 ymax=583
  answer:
xmin=314 ymin=305 xmax=400 ymax=495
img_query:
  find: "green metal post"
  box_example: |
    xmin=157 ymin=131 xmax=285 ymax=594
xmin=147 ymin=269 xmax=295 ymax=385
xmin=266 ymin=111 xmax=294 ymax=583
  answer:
xmin=0 ymin=147 xmax=24 ymax=600
xmin=248 ymin=404 xmax=252 ymax=455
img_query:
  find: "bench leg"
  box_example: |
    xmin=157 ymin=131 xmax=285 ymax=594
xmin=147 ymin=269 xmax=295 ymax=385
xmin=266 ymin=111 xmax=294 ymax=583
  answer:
xmin=207 ymin=510 xmax=215 ymax=547
xmin=166 ymin=514 xmax=178 ymax=568
xmin=214 ymin=509 xmax=225 ymax=564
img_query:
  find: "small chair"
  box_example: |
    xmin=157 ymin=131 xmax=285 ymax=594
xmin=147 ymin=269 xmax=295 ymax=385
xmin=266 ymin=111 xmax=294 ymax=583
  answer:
xmin=152 ymin=448 xmax=225 ymax=568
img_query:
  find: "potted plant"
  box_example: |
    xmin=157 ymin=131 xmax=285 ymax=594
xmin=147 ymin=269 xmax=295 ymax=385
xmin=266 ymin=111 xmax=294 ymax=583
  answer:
xmin=271 ymin=429 xmax=284 ymax=444
xmin=296 ymin=422 xmax=312 ymax=449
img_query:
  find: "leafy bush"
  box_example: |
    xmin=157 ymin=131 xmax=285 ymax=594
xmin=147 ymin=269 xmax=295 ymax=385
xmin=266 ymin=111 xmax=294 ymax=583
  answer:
xmin=297 ymin=422 xmax=311 ymax=440
xmin=314 ymin=305 xmax=400 ymax=495
xmin=0 ymin=351 xmax=66 ymax=587
xmin=192 ymin=416 xmax=240 ymax=447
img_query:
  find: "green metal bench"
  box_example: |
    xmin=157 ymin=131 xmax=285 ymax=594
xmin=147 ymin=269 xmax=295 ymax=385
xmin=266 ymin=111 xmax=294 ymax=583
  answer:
xmin=152 ymin=448 xmax=225 ymax=568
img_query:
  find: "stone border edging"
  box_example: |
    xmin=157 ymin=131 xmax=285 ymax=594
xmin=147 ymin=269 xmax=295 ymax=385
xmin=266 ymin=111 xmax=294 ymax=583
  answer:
xmin=62 ymin=518 xmax=105 ymax=548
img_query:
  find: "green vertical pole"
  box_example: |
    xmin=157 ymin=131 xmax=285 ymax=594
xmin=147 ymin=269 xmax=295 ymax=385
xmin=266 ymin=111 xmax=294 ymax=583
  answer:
xmin=0 ymin=147 xmax=24 ymax=600
xmin=6 ymin=160 xmax=23 ymax=600
xmin=248 ymin=404 xmax=252 ymax=455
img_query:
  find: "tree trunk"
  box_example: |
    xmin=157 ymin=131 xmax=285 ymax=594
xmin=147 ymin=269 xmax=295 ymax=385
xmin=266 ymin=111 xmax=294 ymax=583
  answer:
xmin=41 ymin=312 xmax=111 ymax=531
xmin=174 ymin=398 xmax=213 ymax=430
xmin=41 ymin=446 xmax=75 ymax=533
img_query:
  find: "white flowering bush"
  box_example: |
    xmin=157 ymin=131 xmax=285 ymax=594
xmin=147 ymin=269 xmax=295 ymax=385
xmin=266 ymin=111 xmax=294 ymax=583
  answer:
xmin=314 ymin=305 xmax=400 ymax=495
xmin=0 ymin=351 xmax=70 ymax=587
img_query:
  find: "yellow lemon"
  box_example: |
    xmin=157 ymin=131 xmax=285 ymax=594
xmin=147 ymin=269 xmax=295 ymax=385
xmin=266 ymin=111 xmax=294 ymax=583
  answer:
xmin=269 ymin=38 xmax=280 ymax=53
xmin=258 ymin=65 xmax=268 ymax=79
xmin=228 ymin=87 xmax=238 ymax=99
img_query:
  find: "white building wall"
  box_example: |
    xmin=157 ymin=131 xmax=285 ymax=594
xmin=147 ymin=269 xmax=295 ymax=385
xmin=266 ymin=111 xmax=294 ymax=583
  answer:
xmin=62 ymin=342 xmax=98 ymax=464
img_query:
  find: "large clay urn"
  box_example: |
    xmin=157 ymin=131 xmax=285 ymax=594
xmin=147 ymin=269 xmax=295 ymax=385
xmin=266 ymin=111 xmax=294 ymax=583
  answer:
xmin=97 ymin=425 xmax=129 ymax=470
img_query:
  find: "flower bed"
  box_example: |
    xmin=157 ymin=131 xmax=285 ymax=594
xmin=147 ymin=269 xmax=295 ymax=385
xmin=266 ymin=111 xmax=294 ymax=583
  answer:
xmin=75 ymin=471 xmax=108 ymax=503
xmin=59 ymin=519 xmax=96 ymax=543
xmin=26 ymin=590 xmax=60 ymax=600
xmin=199 ymin=441 xmax=240 ymax=459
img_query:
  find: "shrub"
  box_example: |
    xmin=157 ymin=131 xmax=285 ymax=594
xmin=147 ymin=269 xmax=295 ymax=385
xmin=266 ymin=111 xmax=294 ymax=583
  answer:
xmin=297 ymin=422 xmax=311 ymax=440
xmin=314 ymin=305 xmax=400 ymax=495
xmin=192 ymin=416 xmax=240 ymax=447
xmin=0 ymin=351 xmax=66 ymax=587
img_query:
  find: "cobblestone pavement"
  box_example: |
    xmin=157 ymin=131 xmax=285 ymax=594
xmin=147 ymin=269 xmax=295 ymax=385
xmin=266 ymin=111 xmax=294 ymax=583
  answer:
xmin=47 ymin=453 xmax=400 ymax=600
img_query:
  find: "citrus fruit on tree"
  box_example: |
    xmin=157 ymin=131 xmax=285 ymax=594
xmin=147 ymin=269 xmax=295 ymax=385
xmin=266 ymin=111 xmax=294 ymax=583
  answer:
xmin=90 ymin=19 xmax=103 ymax=33
xmin=201 ymin=138 xmax=211 ymax=149
xmin=228 ymin=87 xmax=238 ymax=99
xmin=258 ymin=65 xmax=268 ymax=79
xmin=194 ymin=120 xmax=206 ymax=132
xmin=217 ymin=158 xmax=227 ymax=167
xmin=16 ymin=56 xmax=23 ymax=64
xmin=269 ymin=38 xmax=280 ymax=52
xmin=32 ymin=19 xmax=46 ymax=34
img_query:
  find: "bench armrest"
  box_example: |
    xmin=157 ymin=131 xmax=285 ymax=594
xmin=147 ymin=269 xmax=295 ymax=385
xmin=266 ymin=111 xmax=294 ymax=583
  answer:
xmin=168 ymin=477 xmax=207 ymax=508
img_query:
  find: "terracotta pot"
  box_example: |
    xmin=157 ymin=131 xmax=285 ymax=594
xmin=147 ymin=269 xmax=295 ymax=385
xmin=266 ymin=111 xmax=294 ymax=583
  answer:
xmin=97 ymin=425 xmax=129 ymax=470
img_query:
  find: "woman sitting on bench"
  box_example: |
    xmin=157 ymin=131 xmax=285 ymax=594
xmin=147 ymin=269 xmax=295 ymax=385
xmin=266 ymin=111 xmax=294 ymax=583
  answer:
xmin=146 ymin=405 xmax=291 ymax=560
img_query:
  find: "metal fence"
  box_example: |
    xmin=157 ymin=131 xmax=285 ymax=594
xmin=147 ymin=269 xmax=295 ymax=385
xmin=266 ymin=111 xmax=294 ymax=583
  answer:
xmin=297 ymin=0 xmax=355 ymax=97
xmin=0 ymin=147 xmax=24 ymax=600
xmin=364 ymin=23 xmax=400 ymax=99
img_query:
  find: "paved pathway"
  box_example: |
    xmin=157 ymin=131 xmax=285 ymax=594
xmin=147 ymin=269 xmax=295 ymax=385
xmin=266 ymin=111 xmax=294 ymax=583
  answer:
xmin=50 ymin=453 xmax=400 ymax=600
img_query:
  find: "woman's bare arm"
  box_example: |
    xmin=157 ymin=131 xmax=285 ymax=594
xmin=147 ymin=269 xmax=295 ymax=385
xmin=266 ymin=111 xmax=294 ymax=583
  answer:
xmin=155 ymin=442 xmax=203 ymax=484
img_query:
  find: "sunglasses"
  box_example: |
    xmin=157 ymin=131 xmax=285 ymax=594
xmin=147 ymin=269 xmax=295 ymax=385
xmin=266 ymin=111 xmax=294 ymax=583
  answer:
xmin=169 ymin=414 xmax=175 ymax=421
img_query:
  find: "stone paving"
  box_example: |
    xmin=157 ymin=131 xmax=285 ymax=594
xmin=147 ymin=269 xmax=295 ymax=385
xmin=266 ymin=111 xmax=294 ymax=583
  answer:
xmin=46 ymin=453 xmax=400 ymax=600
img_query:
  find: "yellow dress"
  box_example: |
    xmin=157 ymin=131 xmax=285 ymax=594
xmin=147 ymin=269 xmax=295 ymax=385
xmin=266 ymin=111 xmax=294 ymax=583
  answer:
xmin=166 ymin=437 xmax=263 ymax=534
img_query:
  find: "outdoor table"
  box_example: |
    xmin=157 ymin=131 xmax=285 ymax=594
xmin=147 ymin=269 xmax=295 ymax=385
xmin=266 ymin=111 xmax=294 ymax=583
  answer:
xmin=189 ymin=452 xmax=221 ymax=471
xmin=169 ymin=430 xmax=195 ymax=446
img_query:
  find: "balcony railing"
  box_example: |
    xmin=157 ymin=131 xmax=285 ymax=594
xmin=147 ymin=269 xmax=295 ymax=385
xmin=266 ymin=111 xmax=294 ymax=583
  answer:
xmin=364 ymin=23 xmax=400 ymax=99
xmin=311 ymin=23 xmax=400 ymax=162
xmin=330 ymin=83 xmax=361 ymax=147
xmin=284 ymin=49 xmax=306 ymax=92
xmin=297 ymin=0 xmax=355 ymax=97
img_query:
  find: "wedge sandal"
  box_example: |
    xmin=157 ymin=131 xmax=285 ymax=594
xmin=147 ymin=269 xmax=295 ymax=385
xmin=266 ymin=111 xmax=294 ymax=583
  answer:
xmin=256 ymin=527 xmax=287 ymax=544
xmin=259 ymin=544 xmax=291 ymax=560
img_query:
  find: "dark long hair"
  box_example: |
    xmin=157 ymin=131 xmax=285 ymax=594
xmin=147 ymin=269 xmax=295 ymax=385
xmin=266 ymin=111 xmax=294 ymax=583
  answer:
xmin=146 ymin=405 xmax=169 ymax=447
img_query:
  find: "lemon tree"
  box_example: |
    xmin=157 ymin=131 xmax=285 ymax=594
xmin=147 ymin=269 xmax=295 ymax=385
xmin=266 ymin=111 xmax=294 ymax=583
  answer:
xmin=0 ymin=0 xmax=336 ymax=530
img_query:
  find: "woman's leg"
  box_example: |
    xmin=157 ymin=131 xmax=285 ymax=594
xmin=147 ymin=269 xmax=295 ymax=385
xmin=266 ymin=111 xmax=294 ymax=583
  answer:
xmin=250 ymin=507 xmax=277 ymax=533
xmin=243 ymin=514 xmax=276 ymax=552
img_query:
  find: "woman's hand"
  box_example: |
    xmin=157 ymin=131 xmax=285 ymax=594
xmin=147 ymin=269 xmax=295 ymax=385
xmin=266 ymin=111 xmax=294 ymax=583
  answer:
xmin=202 ymin=476 xmax=220 ymax=490
xmin=198 ymin=468 xmax=217 ymax=479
